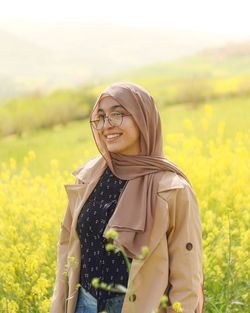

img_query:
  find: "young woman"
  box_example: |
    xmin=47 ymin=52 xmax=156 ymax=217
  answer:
xmin=50 ymin=82 xmax=204 ymax=313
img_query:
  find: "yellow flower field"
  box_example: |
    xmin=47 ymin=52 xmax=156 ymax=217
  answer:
xmin=0 ymin=105 xmax=249 ymax=312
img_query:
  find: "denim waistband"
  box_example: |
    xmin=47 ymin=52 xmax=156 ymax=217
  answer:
xmin=76 ymin=286 xmax=125 ymax=313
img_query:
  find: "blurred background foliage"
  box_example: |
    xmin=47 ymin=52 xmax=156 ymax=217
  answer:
xmin=0 ymin=42 xmax=250 ymax=138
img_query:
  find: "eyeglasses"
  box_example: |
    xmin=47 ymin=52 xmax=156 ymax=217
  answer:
xmin=90 ymin=111 xmax=132 ymax=130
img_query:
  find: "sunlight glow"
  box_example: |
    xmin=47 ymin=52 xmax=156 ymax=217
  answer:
xmin=0 ymin=0 xmax=250 ymax=36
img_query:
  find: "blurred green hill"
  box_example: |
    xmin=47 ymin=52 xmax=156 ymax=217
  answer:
xmin=109 ymin=40 xmax=250 ymax=106
xmin=0 ymin=39 xmax=250 ymax=138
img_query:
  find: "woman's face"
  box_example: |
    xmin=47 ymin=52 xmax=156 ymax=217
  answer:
xmin=93 ymin=97 xmax=141 ymax=155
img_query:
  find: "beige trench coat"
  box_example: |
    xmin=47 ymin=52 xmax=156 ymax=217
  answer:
xmin=50 ymin=156 xmax=204 ymax=313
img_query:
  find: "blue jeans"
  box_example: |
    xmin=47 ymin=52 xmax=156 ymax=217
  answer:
xmin=75 ymin=286 xmax=125 ymax=313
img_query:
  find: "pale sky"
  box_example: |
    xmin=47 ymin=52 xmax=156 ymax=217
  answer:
xmin=0 ymin=0 xmax=250 ymax=36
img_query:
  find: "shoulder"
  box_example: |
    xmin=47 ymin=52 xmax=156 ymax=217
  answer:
xmin=158 ymin=170 xmax=190 ymax=192
xmin=157 ymin=170 xmax=197 ymax=203
xmin=71 ymin=156 xmax=107 ymax=183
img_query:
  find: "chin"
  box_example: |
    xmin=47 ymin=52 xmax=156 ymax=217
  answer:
xmin=106 ymin=145 xmax=125 ymax=154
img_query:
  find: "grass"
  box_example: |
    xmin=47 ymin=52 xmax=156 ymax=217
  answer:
xmin=1 ymin=95 xmax=249 ymax=177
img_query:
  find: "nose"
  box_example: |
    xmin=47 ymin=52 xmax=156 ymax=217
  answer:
xmin=102 ymin=116 xmax=112 ymax=129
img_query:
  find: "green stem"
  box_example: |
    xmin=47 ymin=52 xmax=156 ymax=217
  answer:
xmin=119 ymin=246 xmax=131 ymax=272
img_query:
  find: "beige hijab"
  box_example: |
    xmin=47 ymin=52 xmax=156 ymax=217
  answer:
xmin=89 ymin=82 xmax=191 ymax=258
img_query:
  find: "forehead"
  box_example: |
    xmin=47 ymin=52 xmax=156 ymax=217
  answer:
xmin=98 ymin=96 xmax=125 ymax=112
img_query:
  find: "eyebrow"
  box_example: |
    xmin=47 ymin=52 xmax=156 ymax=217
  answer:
xmin=97 ymin=105 xmax=124 ymax=112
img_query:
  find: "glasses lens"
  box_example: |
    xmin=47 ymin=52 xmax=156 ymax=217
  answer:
xmin=91 ymin=115 xmax=104 ymax=129
xmin=110 ymin=112 xmax=122 ymax=126
xmin=91 ymin=112 xmax=123 ymax=129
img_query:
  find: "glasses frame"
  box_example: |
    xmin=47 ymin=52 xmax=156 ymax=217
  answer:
xmin=89 ymin=111 xmax=132 ymax=130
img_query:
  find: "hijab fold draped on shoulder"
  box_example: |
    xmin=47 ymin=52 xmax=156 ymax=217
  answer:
xmin=89 ymin=82 xmax=191 ymax=258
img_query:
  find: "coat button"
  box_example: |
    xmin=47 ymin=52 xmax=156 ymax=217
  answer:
xmin=186 ymin=242 xmax=193 ymax=250
xmin=129 ymin=293 xmax=136 ymax=302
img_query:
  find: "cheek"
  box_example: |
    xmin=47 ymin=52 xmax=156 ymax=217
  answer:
xmin=133 ymin=128 xmax=140 ymax=142
xmin=125 ymin=122 xmax=140 ymax=142
xmin=132 ymin=120 xmax=140 ymax=138
xmin=118 ymin=117 xmax=140 ymax=140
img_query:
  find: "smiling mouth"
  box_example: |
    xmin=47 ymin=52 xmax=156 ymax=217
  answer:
xmin=104 ymin=133 xmax=122 ymax=142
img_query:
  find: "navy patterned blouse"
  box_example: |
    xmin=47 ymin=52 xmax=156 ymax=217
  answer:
xmin=76 ymin=165 xmax=132 ymax=309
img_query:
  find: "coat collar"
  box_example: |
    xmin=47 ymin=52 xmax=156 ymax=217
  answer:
xmin=72 ymin=156 xmax=107 ymax=183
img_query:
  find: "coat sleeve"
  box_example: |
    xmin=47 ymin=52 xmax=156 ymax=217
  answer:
xmin=50 ymin=178 xmax=78 ymax=313
xmin=164 ymin=183 xmax=205 ymax=313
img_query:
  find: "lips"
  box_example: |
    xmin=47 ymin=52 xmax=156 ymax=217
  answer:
xmin=104 ymin=133 xmax=122 ymax=142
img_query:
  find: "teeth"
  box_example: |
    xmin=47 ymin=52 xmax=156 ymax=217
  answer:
xmin=106 ymin=134 xmax=121 ymax=139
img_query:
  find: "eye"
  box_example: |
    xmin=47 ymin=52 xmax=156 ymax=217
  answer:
xmin=110 ymin=112 xmax=123 ymax=120
xmin=111 ymin=111 xmax=122 ymax=116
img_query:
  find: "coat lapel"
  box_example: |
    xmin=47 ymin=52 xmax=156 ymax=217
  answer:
xmin=64 ymin=157 xmax=107 ymax=243
xmin=128 ymin=172 xmax=185 ymax=285
xmin=128 ymin=193 xmax=168 ymax=284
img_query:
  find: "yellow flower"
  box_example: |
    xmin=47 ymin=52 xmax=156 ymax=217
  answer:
xmin=1 ymin=112 xmax=249 ymax=312
xmin=172 ymin=301 xmax=183 ymax=312
xmin=141 ymin=246 xmax=149 ymax=256
xmin=104 ymin=228 xmax=119 ymax=240
xmin=105 ymin=243 xmax=115 ymax=251
xmin=137 ymin=245 xmax=149 ymax=260
xmin=160 ymin=294 xmax=168 ymax=309
xmin=91 ymin=278 xmax=100 ymax=288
